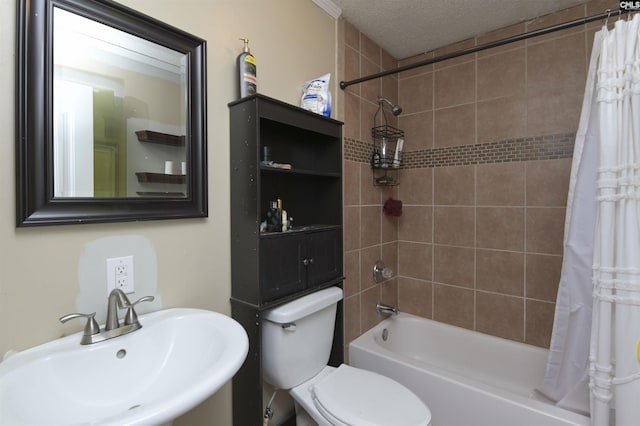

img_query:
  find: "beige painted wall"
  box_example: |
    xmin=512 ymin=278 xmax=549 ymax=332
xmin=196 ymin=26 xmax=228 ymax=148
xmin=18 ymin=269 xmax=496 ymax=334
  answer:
xmin=0 ymin=0 xmax=337 ymax=424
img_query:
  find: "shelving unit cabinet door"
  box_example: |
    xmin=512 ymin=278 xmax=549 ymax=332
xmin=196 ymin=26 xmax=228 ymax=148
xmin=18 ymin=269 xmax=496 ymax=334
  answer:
xmin=306 ymin=229 xmax=341 ymax=287
xmin=259 ymin=234 xmax=306 ymax=302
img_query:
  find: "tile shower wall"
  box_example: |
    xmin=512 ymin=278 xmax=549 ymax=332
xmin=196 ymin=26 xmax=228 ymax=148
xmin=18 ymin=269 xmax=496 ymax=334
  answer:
xmin=341 ymin=0 xmax=620 ymax=352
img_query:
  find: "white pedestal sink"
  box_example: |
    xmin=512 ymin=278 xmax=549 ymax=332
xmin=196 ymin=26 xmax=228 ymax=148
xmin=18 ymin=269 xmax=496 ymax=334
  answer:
xmin=0 ymin=308 xmax=248 ymax=425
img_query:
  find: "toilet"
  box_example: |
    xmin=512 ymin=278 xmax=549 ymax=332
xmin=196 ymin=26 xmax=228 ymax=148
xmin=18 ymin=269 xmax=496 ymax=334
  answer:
xmin=261 ymin=286 xmax=432 ymax=426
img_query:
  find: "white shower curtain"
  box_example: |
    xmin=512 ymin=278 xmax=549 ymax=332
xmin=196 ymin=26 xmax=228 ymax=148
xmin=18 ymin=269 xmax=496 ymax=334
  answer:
xmin=589 ymin=14 xmax=640 ymax=426
xmin=540 ymin=14 xmax=640 ymax=425
xmin=538 ymin=26 xmax=602 ymax=417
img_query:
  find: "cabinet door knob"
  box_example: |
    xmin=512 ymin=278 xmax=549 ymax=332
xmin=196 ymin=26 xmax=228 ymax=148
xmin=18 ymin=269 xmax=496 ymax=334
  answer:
xmin=309 ymin=258 xmax=315 ymax=265
xmin=302 ymin=258 xmax=310 ymax=266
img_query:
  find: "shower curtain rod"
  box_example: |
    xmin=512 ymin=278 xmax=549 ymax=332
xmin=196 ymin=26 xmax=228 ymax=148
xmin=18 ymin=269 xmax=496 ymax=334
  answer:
xmin=339 ymin=8 xmax=631 ymax=90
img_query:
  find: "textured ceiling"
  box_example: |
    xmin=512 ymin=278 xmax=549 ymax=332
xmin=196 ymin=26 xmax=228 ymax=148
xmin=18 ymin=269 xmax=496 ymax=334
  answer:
xmin=328 ymin=0 xmax=594 ymax=59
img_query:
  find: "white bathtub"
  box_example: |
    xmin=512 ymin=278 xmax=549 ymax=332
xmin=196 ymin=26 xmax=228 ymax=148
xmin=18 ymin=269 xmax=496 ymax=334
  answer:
xmin=349 ymin=313 xmax=590 ymax=426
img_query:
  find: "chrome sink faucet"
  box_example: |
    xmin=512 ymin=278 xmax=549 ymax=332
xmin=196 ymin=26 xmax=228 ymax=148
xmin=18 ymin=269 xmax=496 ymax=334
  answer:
xmin=60 ymin=289 xmax=154 ymax=345
xmin=376 ymin=301 xmax=399 ymax=316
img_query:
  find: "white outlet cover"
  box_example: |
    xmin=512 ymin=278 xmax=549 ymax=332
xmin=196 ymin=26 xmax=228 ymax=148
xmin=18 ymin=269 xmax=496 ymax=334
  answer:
xmin=106 ymin=256 xmax=135 ymax=294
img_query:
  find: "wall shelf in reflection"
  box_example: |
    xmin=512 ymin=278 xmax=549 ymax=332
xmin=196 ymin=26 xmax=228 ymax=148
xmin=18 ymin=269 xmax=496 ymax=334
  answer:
xmin=135 ymin=130 xmax=185 ymax=146
xmin=136 ymin=191 xmax=186 ymax=197
xmin=135 ymin=172 xmax=186 ymax=184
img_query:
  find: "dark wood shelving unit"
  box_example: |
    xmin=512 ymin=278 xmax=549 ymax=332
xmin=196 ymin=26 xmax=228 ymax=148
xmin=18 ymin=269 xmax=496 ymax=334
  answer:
xmin=229 ymin=94 xmax=343 ymax=425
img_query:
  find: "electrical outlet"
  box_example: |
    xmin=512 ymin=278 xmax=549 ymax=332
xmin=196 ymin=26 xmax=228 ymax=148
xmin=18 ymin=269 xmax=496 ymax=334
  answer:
xmin=106 ymin=256 xmax=135 ymax=295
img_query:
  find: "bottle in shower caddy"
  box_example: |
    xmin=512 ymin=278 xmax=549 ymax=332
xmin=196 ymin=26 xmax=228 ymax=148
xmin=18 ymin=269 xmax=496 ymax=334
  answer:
xmin=237 ymin=38 xmax=257 ymax=99
xmin=380 ymin=137 xmax=389 ymax=168
xmin=371 ymin=148 xmax=382 ymax=168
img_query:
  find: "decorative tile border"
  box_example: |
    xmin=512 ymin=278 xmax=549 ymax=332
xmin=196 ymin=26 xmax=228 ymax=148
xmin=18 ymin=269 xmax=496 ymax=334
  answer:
xmin=344 ymin=133 xmax=575 ymax=167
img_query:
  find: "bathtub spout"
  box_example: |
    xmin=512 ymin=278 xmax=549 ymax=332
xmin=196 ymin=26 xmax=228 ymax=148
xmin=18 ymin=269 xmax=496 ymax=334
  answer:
xmin=376 ymin=302 xmax=398 ymax=316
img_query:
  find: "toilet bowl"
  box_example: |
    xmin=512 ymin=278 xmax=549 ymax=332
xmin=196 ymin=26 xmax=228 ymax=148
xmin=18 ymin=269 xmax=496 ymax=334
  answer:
xmin=261 ymin=287 xmax=431 ymax=426
xmin=291 ymin=364 xmax=431 ymax=426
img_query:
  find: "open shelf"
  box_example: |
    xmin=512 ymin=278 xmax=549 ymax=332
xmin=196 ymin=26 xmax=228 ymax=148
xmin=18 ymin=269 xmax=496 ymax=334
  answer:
xmin=135 ymin=172 xmax=186 ymax=184
xmin=135 ymin=130 xmax=185 ymax=146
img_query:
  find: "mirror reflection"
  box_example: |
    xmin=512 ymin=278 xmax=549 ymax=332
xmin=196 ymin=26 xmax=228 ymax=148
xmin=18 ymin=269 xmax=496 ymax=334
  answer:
xmin=53 ymin=7 xmax=188 ymax=198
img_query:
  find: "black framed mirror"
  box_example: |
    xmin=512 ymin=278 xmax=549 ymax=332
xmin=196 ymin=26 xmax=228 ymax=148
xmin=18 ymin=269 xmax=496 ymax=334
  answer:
xmin=16 ymin=0 xmax=207 ymax=226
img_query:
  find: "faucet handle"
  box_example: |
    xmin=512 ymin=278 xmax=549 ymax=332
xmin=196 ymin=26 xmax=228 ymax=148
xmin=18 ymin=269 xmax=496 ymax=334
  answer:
xmin=123 ymin=295 xmax=155 ymax=326
xmin=59 ymin=312 xmax=100 ymax=336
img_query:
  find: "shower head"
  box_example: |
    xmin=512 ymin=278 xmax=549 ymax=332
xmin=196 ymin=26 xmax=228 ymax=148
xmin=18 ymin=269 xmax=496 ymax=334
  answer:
xmin=377 ymin=96 xmax=403 ymax=116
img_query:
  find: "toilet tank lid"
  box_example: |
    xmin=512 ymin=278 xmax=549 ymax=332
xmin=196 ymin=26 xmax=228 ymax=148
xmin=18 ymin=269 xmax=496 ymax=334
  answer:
xmin=263 ymin=287 xmax=343 ymax=324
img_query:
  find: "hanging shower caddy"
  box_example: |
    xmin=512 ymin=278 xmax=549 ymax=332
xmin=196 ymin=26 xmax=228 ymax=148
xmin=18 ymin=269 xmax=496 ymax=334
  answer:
xmin=371 ymin=96 xmax=404 ymax=186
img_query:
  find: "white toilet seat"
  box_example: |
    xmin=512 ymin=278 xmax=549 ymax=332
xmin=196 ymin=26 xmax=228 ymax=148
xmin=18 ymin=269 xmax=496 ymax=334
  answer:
xmin=291 ymin=364 xmax=431 ymax=426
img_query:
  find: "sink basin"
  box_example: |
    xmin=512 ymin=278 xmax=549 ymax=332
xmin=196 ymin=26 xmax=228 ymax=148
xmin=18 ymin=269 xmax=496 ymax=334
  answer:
xmin=0 ymin=308 xmax=248 ymax=426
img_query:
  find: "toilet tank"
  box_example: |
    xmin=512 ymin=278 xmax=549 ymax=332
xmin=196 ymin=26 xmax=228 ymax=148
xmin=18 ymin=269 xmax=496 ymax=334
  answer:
xmin=261 ymin=286 xmax=343 ymax=389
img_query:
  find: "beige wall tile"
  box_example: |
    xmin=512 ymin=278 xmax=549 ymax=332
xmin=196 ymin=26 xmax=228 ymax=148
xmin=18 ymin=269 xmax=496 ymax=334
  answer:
xmin=398 ymin=205 xmax=432 ymax=242
xmin=433 ymin=38 xmax=476 ymax=69
xmin=360 ymin=98 xmax=379 ymax=142
xmin=361 ymin=285 xmax=383 ymax=332
xmin=476 ymin=22 xmax=526 ymax=57
xmin=398 ymin=277 xmax=433 ymax=318
xmin=477 ymin=49 xmax=525 ymax=100
xmin=526 ymin=207 xmax=566 ymax=254
xmin=381 ymin=241 xmax=398 ymax=273
xmin=343 ymin=294 xmax=361 ymax=347
xmin=433 ymin=245 xmax=475 ymax=288
xmin=344 ymin=206 xmax=361 ymax=252
xmin=586 ymin=0 xmax=620 ymax=16
xmin=398 ymin=167 xmax=433 ymax=205
xmin=434 ymin=165 xmax=475 ymax=205
xmin=344 ymin=20 xmax=359 ymax=50
xmin=526 ymin=85 xmax=583 ymax=135
xmin=343 ymin=160 xmax=360 ymax=206
xmin=434 ymin=206 xmax=475 ymax=246
xmin=361 ymin=164 xmax=381 ymax=205
xmin=360 ymin=33 xmax=381 ymax=64
xmin=477 ymin=162 xmax=525 ymax=206
xmin=381 ymin=75 xmax=399 ymax=108
xmin=398 ymin=241 xmax=432 ymax=280
xmin=381 ymin=49 xmax=396 ymax=72
xmin=381 ymin=213 xmax=399 ymax=243
xmin=343 ymin=250 xmax=361 ymax=297
xmin=398 ymin=52 xmax=434 ymax=79
xmin=360 ymin=245 xmax=381 ymax=290
xmin=476 ymin=292 xmax=524 ymax=341
xmin=361 ymin=57 xmax=382 ymax=107
xmin=476 ymin=95 xmax=527 ymax=142
xmin=361 ymin=206 xmax=382 ymax=248
xmin=399 ymin=111 xmax=433 ymax=151
xmin=476 ymin=249 xmax=524 ymax=296
xmin=380 ymin=278 xmax=398 ymax=307
xmin=344 ymin=45 xmax=360 ymax=83
xmin=434 ymin=284 xmax=474 ymax=329
xmin=434 ymin=61 xmax=475 ymax=108
xmin=476 ymin=207 xmax=525 ymax=251
xmin=399 ymin=72 xmax=433 ymax=114
xmin=339 ymin=1 xmax=595 ymax=350
xmin=526 ymin=254 xmax=562 ymax=302
xmin=525 ymin=300 xmax=556 ymax=347
xmin=527 ymin=33 xmax=587 ymax=91
xmin=526 ymin=159 xmax=571 ymax=207
xmin=526 ymin=5 xmax=586 ymax=42
xmin=344 ymin=91 xmax=360 ymax=140
xmin=434 ymin=104 xmax=476 ymax=147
